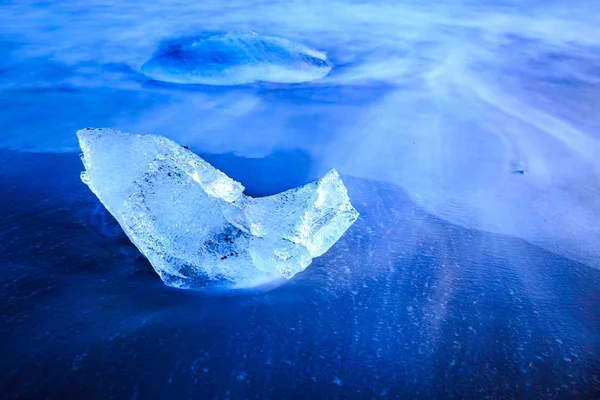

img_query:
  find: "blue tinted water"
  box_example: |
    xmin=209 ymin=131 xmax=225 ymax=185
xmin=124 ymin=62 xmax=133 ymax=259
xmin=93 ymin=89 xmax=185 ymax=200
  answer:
xmin=2 ymin=151 xmax=599 ymax=398
xmin=1 ymin=0 xmax=600 ymax=397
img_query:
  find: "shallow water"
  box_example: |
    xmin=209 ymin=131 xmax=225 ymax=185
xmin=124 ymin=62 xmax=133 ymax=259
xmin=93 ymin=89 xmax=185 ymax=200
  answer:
xmin=1 ymin=0 xmax=600 ymax=397
xmin=2 ymin=151 xmax=599 ymax=398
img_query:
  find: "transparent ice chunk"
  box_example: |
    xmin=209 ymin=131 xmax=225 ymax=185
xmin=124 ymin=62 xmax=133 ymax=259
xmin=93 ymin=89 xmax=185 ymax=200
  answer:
xmin=77 ymin=128 xmax=358 ymax=290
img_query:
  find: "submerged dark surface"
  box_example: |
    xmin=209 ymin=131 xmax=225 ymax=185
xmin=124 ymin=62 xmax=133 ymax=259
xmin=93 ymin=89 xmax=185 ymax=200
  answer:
xmin=1 ymin=151 xmax=599 ymax=399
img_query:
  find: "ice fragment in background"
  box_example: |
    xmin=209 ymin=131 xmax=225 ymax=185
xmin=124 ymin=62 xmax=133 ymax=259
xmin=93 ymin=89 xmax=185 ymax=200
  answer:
xmin=141 ymin=32 xmax=331 ymax=85
xmin=77 ymin=128 xmax=358 ymax=290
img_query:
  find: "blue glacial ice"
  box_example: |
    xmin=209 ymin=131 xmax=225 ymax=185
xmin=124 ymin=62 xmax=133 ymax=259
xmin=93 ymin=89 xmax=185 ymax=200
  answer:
xmin=141 ymin=32 xmax=332 ymax=85
xmin=77 ymin=128 xmax=358 ymax=290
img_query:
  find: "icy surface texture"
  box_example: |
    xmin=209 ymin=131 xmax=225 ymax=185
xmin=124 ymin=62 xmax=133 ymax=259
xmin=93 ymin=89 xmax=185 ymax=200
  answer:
xmin=77 ymin=128 xmax=358 ymax=289
xmin=141 ymin=32 xmax=332 ymax=85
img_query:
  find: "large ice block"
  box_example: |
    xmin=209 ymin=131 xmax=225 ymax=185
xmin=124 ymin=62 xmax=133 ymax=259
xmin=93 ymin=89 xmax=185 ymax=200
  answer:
xmin=77 ymin=128 xmax=358 ymax=290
